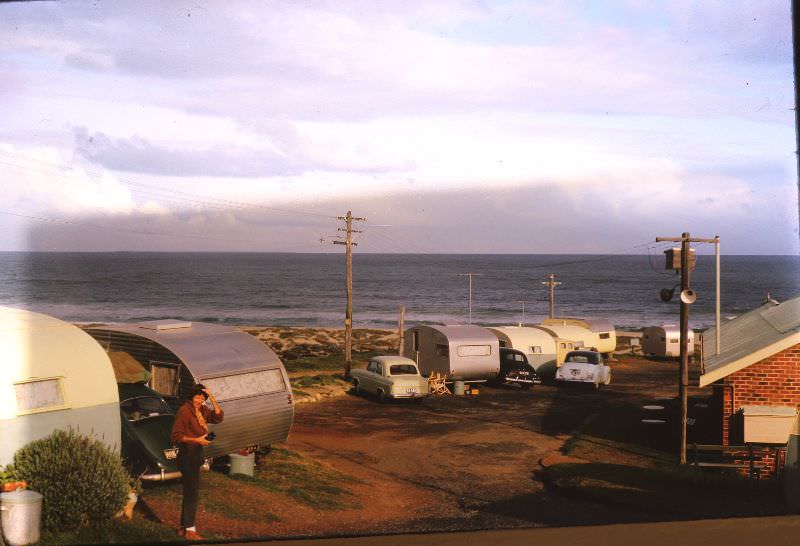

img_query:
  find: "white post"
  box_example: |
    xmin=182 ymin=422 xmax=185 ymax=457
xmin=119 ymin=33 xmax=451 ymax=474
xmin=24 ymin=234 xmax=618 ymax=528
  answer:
xmin=715 ymin=236 xmax=721 ymax=355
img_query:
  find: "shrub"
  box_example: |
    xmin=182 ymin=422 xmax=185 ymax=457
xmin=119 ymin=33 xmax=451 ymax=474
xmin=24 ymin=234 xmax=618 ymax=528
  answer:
xmin=8 ymin=429 xmax=130 ymax=531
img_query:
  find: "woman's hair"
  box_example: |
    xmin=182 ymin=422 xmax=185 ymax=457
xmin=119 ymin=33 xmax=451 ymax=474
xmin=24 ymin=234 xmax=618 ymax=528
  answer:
xmin=188 ymin=383 xmax=209 ymax=400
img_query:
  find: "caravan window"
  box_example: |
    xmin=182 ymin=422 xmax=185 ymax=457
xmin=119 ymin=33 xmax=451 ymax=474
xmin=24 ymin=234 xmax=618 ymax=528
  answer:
xmin=457 ymin=345 xmax=491 ymax=357
xmin=14 ymin=378 xmax=66 ymax=415
xmin=150 ymin=361 xmax=180 ymax=397
xmin=529 ymin=346 xmax=542 ymax=354
xmin=203 ymin=369 xmax=286 ymax=402
xmin=413 ymin=331 xmax=420 ymax=352
xmin=599 ymin=333 xmax=611 ymax=339
xmin=435 ymin=344 xmax=449 ymax=357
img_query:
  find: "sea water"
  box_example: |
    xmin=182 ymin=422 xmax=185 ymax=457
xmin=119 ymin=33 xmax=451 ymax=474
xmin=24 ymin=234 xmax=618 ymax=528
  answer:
xmin=0 ymin=252 xmax=797 ymax=329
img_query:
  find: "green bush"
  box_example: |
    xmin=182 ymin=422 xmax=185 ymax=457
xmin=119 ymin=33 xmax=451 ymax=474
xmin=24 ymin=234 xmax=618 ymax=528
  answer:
xmin=8 ymin=429 xmax=130 ymax=531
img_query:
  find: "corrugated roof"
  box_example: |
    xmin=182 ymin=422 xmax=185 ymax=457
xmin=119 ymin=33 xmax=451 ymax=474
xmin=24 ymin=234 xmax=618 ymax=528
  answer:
xmin=91 ymin=320 xmax=282 ymax=380
xmin=698 ymin=294 xmax=800 ymax=387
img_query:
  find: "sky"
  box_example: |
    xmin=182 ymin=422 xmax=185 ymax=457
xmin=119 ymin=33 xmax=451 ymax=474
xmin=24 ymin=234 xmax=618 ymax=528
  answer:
xmin=0 ymin=0 xmax=797 ymax=254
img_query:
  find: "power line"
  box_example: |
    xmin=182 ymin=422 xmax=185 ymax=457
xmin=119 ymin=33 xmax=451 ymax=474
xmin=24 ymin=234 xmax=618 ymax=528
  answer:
xmin=0 ymin=150 xmax=336 ymax=219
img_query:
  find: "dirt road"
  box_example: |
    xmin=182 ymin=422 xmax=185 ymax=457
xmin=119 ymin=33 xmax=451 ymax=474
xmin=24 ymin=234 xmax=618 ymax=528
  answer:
xmin=284 ymin=356 xmax=713 ymax=533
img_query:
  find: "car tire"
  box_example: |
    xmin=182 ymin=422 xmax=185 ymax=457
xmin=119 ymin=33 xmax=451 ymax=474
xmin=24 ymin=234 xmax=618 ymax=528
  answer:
xmin=353 ymin=380 xmax=361 ymax=395
xmin=377 ymin=389 xmax=387 ymax=403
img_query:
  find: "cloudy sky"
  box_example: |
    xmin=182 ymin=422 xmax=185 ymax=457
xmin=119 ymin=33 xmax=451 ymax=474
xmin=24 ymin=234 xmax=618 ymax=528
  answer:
xmin=0 ymin=1 xmax=796 ymax=253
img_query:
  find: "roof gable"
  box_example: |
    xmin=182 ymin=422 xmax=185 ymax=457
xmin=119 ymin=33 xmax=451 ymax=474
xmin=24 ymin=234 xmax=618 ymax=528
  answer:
xmin=698 ymin=294 xmax=800 ymax=387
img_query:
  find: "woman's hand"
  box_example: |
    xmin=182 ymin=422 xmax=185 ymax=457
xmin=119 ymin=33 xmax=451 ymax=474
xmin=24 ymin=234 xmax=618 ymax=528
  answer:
xmin=195 ymin=435 xmax=211 ymax=446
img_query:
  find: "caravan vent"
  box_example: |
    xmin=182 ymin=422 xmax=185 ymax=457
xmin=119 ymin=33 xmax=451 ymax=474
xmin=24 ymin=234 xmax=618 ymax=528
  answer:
xmin=137 ymin=319 xmax=192 ymax=331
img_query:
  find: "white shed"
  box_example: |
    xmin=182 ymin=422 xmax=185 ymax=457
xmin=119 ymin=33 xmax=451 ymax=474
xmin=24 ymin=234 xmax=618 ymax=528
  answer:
xmin=402 ymin=324 xmax=500 ymax=381
xmin=0 ymin=307 xmax=120 ymax=466
xmin=642 ymin=324 xmax=694 ymax=358
xmin=487 ymin=326 xmax=574 ymax=380
xmin=538 ymin=317 xmax=617 ymax=356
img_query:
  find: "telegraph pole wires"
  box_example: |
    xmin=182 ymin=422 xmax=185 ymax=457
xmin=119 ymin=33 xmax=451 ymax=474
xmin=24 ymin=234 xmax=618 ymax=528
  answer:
xmin=655 ymin=232 xmax=719 ymax=465
xmin=333 ymin=210 xmax=365 ymax=379
xmin=542 ymin=274 xmax=562 ymax=319
xmin=458 ymin=272 xmax=484 ymax=324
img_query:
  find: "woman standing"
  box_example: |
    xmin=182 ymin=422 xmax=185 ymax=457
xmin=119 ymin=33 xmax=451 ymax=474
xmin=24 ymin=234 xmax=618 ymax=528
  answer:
xmin=170 ymin=384 xmax=224 ymax=540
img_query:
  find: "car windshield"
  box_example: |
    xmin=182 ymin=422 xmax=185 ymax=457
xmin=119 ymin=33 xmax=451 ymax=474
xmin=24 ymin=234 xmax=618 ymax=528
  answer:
xmin=390 ymin=364 xmax=419 ymax=375
xmin=566 ymin=352 xmax=601 ymax=365
xmin=121 ymin=396 xmax=173 ymax=421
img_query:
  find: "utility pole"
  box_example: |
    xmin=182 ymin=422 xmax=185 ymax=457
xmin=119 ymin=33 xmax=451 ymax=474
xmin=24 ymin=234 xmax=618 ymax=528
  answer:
xmin=458 ymin=272 xmax=484 ymax=324
xmin=656 ymin=232 xmax=719 ymax=464
xmin=515 ymin=300 xmax=533 ymax=326
xmin=397 ymin=305 xmax=405 ymax=356
xmin=541 ymin=273 xmax=562 ymax=319
xmin=333 ymin=211 xmax=364 ymax=379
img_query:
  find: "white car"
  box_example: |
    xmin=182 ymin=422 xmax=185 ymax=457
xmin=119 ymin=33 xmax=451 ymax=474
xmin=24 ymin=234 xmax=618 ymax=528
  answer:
xmin=351 ymin=356 xmax=429 ymax=402
xmin=555 ymin=350 xmax=611 ymax=390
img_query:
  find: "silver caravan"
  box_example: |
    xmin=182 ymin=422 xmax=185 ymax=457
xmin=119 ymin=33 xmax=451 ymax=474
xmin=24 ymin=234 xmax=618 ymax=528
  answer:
xmin=402 ymin=324 xmax=500 ymax=381
xmin=85 ymin=319 xmax=293 ymax=460
xmin=642 ymin=324 xmax=694 ymax=358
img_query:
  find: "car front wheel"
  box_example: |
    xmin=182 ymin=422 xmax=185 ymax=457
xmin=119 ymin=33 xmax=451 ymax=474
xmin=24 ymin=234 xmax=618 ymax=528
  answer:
xmin=352 ymin=380 xmax=361 ymax=395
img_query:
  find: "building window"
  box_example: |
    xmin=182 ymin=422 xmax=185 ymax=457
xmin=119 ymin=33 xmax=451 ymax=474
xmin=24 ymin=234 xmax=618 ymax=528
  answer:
xmin=14 ymin=378 xmax=66 ymax=415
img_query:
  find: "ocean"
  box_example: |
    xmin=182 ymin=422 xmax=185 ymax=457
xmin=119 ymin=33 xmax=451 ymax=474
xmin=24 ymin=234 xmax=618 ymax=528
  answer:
xmin=0 ymin=252 xmax=797 ymax=330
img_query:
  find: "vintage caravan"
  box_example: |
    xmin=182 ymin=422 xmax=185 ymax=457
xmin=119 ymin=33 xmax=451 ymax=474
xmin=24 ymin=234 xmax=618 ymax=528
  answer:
xmin=487 ymin=326 xmax=572 ymax=380
xmin=0 ymin=307 xmax=120 ymax=466
xmin=402 ymin=324 xmax=500 ymax=381
xmin=85 ymin=319 xmax=293 ymax=461
xmin=538 ymin=317 xmax=617 ymax=356
xmin=642 ymin=325 xmax=694 ymax=358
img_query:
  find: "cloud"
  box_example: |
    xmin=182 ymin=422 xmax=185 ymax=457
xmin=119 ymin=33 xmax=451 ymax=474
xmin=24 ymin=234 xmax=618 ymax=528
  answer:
xmin=73 ymin=127 xmax=300 ymax=177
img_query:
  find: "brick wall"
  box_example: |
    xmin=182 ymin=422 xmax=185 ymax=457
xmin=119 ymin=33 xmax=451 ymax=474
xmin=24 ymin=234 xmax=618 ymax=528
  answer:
xmin=720 ymin=343 xmax=800 ymax=478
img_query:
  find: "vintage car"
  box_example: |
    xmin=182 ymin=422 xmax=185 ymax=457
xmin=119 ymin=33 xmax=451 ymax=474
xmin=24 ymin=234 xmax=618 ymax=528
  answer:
xmin=555 ymin=350 xmax=611 ymax=389
xmin=118 ymin=382 xmax=180 ymax=481
xmin=498 ymin=348 xmax=541 ymax=388
xmin=351 ymin=356 xmax=429 ymax=401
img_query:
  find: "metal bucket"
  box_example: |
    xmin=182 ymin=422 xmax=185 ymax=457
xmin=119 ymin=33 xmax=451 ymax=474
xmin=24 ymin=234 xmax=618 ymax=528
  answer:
xmin=229 ymin=453 xmax=255 ymax=477
xmin=1 ymin=489 xmax=43 ymax=546
xmin=453 ymin=381 xmax=465 ymax=396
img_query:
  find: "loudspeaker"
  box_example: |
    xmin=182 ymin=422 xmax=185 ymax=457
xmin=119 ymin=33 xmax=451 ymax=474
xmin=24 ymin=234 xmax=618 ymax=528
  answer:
xmin=680 ymin=288 xmax=697 ymax=304
xmin=659 ymin=288 xmax=675 ymax=303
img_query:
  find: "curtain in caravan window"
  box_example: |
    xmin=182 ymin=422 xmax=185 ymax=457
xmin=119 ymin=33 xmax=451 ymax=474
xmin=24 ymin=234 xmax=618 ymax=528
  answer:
xmin=14 ymin=378 xmax=65 ymax=415
xmin=457 ymin=345 xmax=491 ymax=357
xmin=203 ymin=369 xmax=286 ymax=401
xmin=150 ymin=361 xmax=179 ymax=397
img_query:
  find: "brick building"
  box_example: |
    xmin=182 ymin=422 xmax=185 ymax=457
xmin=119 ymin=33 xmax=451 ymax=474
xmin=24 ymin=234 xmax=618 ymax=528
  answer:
xmin=698 ymin=295 xmax=800 ymax=479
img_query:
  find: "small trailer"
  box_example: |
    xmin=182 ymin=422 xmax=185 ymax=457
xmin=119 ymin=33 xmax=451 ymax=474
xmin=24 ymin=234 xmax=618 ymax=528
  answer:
xmin=85 ymin=319 xmax=293 ymax=468
xmin=0 ymin=307 xmax=120 ymax=466
xmin=537 ymin=317 xmax=617 ymax=357
xmin=488 ymin=326 xmax=575 ymax=380
xmin=642 ymin=324 xmax=694 ymax=358
xmin=402 ymin=324 xmax=500 ymax=381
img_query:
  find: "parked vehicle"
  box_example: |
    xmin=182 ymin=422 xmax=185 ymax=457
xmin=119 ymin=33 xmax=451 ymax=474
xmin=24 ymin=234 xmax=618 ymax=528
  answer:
xmin=118 ymin=382 xmax=179 ymax=480
xmin=498 ymin=348 xmax=541 ymax=388
xmin=351 ymin=356 xmax=430 ymax=402
xmin=555 ymin=350 xmax=611 ymax=389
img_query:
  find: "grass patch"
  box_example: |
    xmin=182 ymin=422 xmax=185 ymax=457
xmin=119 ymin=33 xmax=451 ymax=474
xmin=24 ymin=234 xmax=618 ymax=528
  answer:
xmin=284 ymin=352 xmax=383 ymax=373
xmin=239 ymin=447 xmax=363 ymax=511
xmin=543 ymin=462 xmax=786 ymax=519
xmin=40 ymin=516 xmax=176 ymax=545
xmin=291 ymin=374 xmax=346 ymax=389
